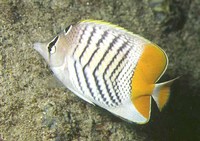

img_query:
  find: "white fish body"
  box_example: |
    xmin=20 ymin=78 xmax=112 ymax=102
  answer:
xmin=33 ymin=20 xmax=176 ymax=124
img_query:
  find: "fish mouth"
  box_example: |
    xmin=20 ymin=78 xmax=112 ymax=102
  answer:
xmin=33 ymin=42 xmax=43 ymax=52
xmin=33 ymin=42 xmax=49 ymax=63
xmin=33 ymin=42 xmax=45 ymax=56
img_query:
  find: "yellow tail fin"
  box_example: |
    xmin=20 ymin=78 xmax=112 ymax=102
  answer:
xmin=152 ymin=77 xmax=179 ymax=111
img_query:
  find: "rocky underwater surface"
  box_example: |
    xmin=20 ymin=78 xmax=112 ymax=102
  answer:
xmin=0 ymin=0 xmax=199 ymax=141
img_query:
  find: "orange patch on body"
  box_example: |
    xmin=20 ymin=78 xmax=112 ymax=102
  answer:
xmin=131 ymin=43 xmax=168 ymax=118
xmin=136 ymin=44 xmax=167 ymax=84
xmin=134 ymin=96 xmax=151 ymax=119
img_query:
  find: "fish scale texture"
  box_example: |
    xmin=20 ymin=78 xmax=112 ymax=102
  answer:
xmin=68 ymin=22 xmax=144 ymax=107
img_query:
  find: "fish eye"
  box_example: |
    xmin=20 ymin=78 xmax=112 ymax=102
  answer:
xmin=50 ymin=45 xmax=56 ymax=54
xmin=64 ymin=25 xmax=72 ymax=35
xmin=48 ymin=36 xmax=59 ymax=54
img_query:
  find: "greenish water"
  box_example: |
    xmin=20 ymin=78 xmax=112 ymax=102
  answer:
xmin=0 ymin=0 xmax=199 ymax=141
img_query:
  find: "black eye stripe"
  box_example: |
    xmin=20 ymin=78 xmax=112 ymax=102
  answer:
xmin=64 ymin=25 xmax=72 ymax=34
xmin=48 ymin=36 xmax=59 ymax=53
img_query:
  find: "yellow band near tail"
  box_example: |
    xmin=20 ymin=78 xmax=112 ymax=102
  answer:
xmin=131 ymin=43 xmax=168 ymax=118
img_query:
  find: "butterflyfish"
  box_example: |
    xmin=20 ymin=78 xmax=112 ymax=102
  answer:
xmin=33 ymin=20 xmax=177 ymax=124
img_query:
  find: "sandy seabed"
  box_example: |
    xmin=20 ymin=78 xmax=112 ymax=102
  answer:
xmin=0 ymin=0 xmax=199 ymax=141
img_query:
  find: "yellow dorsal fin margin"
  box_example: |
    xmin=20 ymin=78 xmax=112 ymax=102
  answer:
xmin=79 ymin=19 xmax=134 ymax=35
xmin=131 ymin=43 xmax=168 ymax=119
xmin=79 ymin=19 xmax=153 ymax=44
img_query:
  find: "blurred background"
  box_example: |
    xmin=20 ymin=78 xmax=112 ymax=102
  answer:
xmin=0 ymin=0 xmax=199 ymax=140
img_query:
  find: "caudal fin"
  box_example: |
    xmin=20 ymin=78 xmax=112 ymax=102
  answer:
xmin=152 ymin=77 xmax=179 ymax=111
